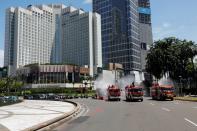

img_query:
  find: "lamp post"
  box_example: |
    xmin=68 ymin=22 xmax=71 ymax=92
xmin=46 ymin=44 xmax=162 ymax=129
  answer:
xmin=179 ymin=76 xmax=182 ymax=97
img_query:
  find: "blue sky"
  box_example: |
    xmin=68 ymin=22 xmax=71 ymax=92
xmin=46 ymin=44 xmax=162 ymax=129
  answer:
xmin=0 ymin=0 xmax=197 ymax=67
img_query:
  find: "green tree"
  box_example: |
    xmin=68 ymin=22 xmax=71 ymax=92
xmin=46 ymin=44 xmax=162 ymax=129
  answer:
xmin=12 ymin=81 xmax=23 ymax=93
xmin=0 ymin=79 xmax=6 ymax=92
xmin=146 ymin=37 xmax=197 ymax=81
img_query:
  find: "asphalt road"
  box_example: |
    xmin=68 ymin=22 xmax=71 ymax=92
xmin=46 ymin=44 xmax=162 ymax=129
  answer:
xmin=54 ymin=97 xmax=197 ymax=131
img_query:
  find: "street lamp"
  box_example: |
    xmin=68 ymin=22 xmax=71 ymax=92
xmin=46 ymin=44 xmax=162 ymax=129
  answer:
xmin=179 ymin=76 xmax=182 ymax=97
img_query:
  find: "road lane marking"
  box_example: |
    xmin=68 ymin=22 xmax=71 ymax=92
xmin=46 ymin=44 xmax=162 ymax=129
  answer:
xmin=184 ymin=118 xmax=197 ymax=127
xmin=162 ymin=107 xmax=171 ymax=112
xmin=193 ymin=107 xmax=197 ymax=109
xmin=150 ymin=103 xmax=155 ymax=106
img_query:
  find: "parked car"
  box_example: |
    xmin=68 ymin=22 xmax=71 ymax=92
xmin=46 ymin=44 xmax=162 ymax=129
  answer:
xmin=0 ymin=97 xmax=6 ymax=103
xmin=46 ymin=93 xmax=56 ymax=100
xmin=38 ymin=94 xmax=47 ymax=100
xmin=3 ymin=96 xmax=19 ymax=102
xmin=24 ymin=95 xmax=33 ymax=100
xmin=32 ymin=94 xmax=41 ymax=100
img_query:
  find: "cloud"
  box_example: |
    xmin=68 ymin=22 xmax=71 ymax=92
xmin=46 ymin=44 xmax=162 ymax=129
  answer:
xmin=153 ymin=22 xmax=175 ymax=41
xmin=0 ymin=49 xmax=4 ymax=67
xmin=153 ymin=22 xmax=197 ymax=43
xmin=83 ymin=0 xmax=92 ymax=4
xmin=162 ymin=22 xmax=171 ymax=28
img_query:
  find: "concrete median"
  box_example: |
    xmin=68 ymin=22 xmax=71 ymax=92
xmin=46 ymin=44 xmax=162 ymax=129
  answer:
xmin=23 ymin=100 xmax=81 ymax=131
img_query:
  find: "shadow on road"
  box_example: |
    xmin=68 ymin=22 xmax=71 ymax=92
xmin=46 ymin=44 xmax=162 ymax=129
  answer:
xmin=146 ymin=98 xmax=173 ymax=102
xmin=123 ymin=100 xmax=143 ymax=103
xmin=68 ymin=116 xmax=90 ymax=124
xmin=105 ymin=100 xmax=121 ymax=102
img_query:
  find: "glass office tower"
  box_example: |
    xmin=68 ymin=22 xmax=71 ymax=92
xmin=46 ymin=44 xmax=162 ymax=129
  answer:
xmin=93 ymin=0 xmax=141 ymax=72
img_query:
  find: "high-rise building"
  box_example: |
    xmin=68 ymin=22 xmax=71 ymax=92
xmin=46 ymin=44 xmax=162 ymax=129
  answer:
xmin=4 ymin=5 xmax=56 ymax=74
xmin=48 ymin=4 xmax=66 ymax=64
xmin=138 ymin=0 xmax=153 ymax=71
xmin=61 ymin=6 xmax=102 ymax=76
xmin=4 ymin=4 xmax=102 ymax=76
xmin=93 ymin=0 xmax=141 ymax=73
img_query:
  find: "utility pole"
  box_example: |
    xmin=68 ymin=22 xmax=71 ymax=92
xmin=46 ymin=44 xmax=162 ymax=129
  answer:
xmin=178 ymin=76 xmax=182 ymax=96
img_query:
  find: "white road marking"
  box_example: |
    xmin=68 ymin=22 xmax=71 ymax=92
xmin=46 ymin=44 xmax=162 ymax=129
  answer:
xmin=83 ymin=106 xmax=89 ymax=116
xmin=77 ymin=104 xmax=89 ymax=117
xmin=184 ymin=118 xmax=197 ymax=127
xmin=66 ymin=103 xmax=89 ymax=123
xmin=192 ymin=107 xmax=197 ymax=109
xmin=162 ymin=107 xmax=171 ymax=112
xmin=150 ymin=103 xmax=155 ymax=106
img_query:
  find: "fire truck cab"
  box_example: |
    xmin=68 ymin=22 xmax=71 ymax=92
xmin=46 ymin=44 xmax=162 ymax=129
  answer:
xmin=107 ymin=85 xmax=121 ymax=101
xmin=125 ymin=84 xmax=143 ymax=102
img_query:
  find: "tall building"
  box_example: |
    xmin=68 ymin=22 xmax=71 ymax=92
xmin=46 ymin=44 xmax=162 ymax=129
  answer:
xmin=4 ymin=4 xmax=102 ymax=76
xmin=48 ymin=4 xmax=66 ymax=64
xmin=4 ymin=5 xmax=56 ymax=75
xmin=61 ymin=6 xmax=102 ymax=76
xmin=138 ymin=0 xmax=153 ymax=71
xmin=93 ymin=0 xmax=141 ymax=73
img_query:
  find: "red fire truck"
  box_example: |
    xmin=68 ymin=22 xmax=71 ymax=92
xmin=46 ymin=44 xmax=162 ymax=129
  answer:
xmin=125 ymin=84 xmax=143 ymax=102
xmin=151 ymin=82 xmax=174 ymax=101
xmin=107 ymin=85 xmax=121 ymax=101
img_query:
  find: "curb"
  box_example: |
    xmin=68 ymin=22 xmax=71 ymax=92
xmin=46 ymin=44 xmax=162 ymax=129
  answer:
xmin=174 ymin=97 xmax=197 ymax=102
xmin=22 ymin=100 xmax=81 ymax=131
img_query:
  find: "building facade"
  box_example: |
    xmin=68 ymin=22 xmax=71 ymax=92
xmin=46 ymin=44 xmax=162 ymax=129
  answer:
xmin=4 ymin=5 xmax=56 ymax=75
xmin=61 ymin=6 xmax=102 ymax=76
xmin=48 ymin=4 xmax=66 ymax=64
xmin=138 ymin=0 xmax=153 ymax=71
xmin=4 ymin=4 xmax=102 ymax=77
xmin=93 ymin=0 xmax=141 ymax=72
xmin=16 ymin=64 xmax=89 ymax=84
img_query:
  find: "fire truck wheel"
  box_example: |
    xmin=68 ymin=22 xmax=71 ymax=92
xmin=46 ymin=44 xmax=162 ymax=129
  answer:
xmin=108 ymin=97 xmax=110 ymax=101
xmin=171 ymin=98 xmax=174 ymax=101
xmin=126 ymin=96 xmax=128 ymax=101
xmin=141 ymin=99 xmax=143 ymax=102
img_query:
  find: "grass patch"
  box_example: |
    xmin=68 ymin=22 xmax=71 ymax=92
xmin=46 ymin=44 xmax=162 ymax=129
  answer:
xmin=24 ymin=88 xmax=96 ymax=97
xmin=175 ymin=97 xmax=197 ymax=102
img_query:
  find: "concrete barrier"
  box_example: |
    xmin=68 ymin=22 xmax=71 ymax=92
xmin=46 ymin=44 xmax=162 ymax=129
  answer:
xmin=23 ymin=100 xmax=81 ymax=131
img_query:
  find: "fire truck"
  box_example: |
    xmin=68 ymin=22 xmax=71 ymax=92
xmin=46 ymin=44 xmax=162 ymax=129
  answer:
xmin=125 ymin=83 xmax=143 ymax=102
xmin=107 ymin=85 xmax=121 ymax=101
xmin=151 ymin=82 xmax=174 ymax=101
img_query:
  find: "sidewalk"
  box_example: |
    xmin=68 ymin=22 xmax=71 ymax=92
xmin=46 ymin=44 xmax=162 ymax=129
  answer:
xmin=0 ymin=100 xmax=75 ymax=131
